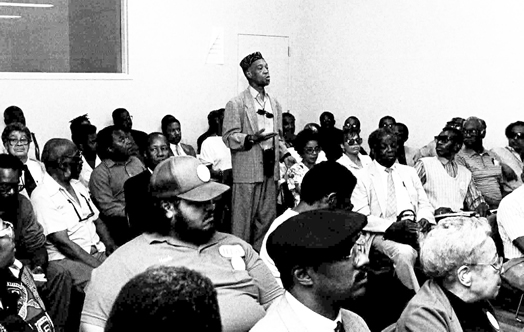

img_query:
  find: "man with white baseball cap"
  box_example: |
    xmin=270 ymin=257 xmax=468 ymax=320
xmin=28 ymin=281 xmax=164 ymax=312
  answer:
xmin=81 ymin=156 xmax=283 ymax=332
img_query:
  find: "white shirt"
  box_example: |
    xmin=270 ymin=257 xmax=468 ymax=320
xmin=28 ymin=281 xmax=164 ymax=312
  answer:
xmin=249 ymin=86 xmax=274 ymax=151
xmin=285 ymin=292 xmax=342 ymax=332
xmin=170 ymin=143 xmax=187 ymax=157
xmin=259 ymin=208 xmax=299 ymax=286
xmin=337 ymin=153 xmax=372 ymax=182
xmin=199 ymin=136 xmax=232 ymax=171
xmin=498 ymin=185 xmax=524 ymax=259
xmin=31 ymin=174 xmax=105 ymax=261
xmin=373 ymin=161 xmax=414 ymax=215
xmin=20 ymin=158 xmax=46 ymax=199
xmin=79 ymin=154 xmax=101 ymax=189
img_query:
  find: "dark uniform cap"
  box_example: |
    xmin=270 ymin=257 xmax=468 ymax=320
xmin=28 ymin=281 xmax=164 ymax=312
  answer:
xmin=240 ymin=52 xmax=264 ymax=72
xmin=267 ymin=209 xmax=367 ymax=270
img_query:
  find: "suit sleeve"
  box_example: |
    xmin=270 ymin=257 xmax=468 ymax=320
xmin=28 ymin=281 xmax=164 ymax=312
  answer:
xmin=408 ymin=168 xmax=435 ymax=224
xmin=223 ymin=99 xmax=249 ymax=151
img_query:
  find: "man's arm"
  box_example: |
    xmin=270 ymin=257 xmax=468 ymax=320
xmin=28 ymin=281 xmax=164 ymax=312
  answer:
xmin=89 ymin=165 xmax=126 ymax=218
xmin=222 ymin=99 xmax=250 ymax=151
xmin=93 ymin=218 xmax=117 ymax=255
xmin=80 ymin=323 xmax=104 ymax=332
xmin=17 ymin=196 xmax=48 ymax=269
xmin=351 ymin=179 xmax=395 ymax=233
xmin=463 ymin=179 xmax=489 ymax=216
xmin=47 ymin=231 xmax=101 ymax=268
xmin=513 ymin=237 xmax=524 ymax=254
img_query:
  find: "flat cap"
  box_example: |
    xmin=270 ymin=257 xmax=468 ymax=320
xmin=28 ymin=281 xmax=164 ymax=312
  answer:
xmin=267 ymin=209 xmax=367 ymax=269
xmin=239 ymin=52 xmax=264 ymax=72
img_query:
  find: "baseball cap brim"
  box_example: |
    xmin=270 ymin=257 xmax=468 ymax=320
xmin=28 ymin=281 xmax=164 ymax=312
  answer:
xmin=176 ymin=181 xmax=230 ymax=202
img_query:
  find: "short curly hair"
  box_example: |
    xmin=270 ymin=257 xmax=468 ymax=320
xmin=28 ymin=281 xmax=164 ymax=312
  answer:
xmin=294 ymin=129 xmax=319 ymax=156
xmin=1 ymin=122 xmax=31 ymax=145
xmin=420 ymin=216 xmax=491 ymax=280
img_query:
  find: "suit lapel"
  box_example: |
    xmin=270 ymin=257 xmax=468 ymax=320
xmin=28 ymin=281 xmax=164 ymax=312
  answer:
xmin=242 ymin=88 xmax=259 ymax=134
xmin=368 ymin=162 xmax=386 ymax=215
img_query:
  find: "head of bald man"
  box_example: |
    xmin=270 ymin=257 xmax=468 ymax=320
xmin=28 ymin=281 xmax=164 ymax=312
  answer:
xmin=42 ymin=138 xmax=83 ymax=181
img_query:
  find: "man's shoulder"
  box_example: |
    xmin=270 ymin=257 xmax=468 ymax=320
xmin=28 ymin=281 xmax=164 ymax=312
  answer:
xmin=341 ymin=309 xmax=371 ymax=332
xmin=227 ymin=88 xmax=251 ymax=106
xmin=250 ymin=297 xmax=289 ymax=332
xmin=500 ymin=185 xmax=524 ymax=208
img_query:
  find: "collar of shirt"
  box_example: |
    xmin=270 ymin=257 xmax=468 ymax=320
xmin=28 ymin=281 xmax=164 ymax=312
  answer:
xmin=8 ymin=259 xmax=23 ymax=279
xmin=437 ymin=156 xmax=455 ymax=165
xmin=249 ymin=85 xmax=268 ymax=103
xmin=143 ymin=232 xmax=227 ymax=250
xmin=374 ymin=160 xmax=396 ymax=173
xmin=285 ymin=292 xmax=342 ymax=332
xmin=103 ymin=156 xmax=134 ymax=168
xmin=461 ymin=147 xmax=489 ymax=157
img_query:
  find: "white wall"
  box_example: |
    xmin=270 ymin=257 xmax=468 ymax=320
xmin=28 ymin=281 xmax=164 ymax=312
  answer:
xmin=2 ymin=0 xmax=524 ymax=151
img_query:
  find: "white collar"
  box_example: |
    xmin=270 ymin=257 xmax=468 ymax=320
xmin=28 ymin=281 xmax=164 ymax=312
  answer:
xmin=285 ymin=292 xmax=342 ymax=332
xmin=374 ymin=160 xmax=396 ymax=173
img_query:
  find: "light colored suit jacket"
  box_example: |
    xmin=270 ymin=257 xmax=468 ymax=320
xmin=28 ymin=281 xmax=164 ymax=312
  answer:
xmin=250 ymin=294 xmax=370 ymax=332
xmin=223 ymin=87 xmax=287 ymax=183
xmin=352 ymin=161 xmax=435 ymax=234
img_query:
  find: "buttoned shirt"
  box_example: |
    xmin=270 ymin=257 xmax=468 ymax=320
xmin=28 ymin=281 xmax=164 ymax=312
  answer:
xmin=456 ymin=147 xmax=503 ymax=209
xmin=249 ymin=86 xmax=274 ymax=151
xmin=416 ymin=156 xmax=485 ymax=211
xmin=285 ymin=291 xmax=342 ymax=332
xmin=170 ymin=143 xmax=187 ymax=156
xmin=373 ymin=161 xmax=414 ymax=214
xmin=31 ymin=174 xmax=105 ymax=261
xmin=89 ymin=156 xmax=145 ymax=219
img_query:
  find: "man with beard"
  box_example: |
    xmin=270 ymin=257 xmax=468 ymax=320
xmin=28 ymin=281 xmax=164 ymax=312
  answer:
xmin=89 ymin=126 xmax=145 ymax=245
xmin=31 ymin=139 xmax=115 ymax=287
xmin=251 ymin=209 xmax=370 ymax=332
xmin=124 ymin=133 xmax=169 ymax=237
xmin=351 ymin=128 xmax=435 ymax=292
xmin=81 ymin=156 xmax=284 ymax=332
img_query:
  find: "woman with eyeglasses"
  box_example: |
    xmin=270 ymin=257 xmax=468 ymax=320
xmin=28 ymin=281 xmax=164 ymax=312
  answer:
xmin=286 ymin=130 xmax=320 ymax=206
xmin=396 ymin=217 xmax=503 ymax=332
xmin=337 ymin=129 xmax=372 ymax=181
xmin=1 ymin=123 xmax=45 ymax=198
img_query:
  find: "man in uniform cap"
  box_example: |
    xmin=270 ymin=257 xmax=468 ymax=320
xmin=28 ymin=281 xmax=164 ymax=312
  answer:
xmin=223 ymin=51 xmax=295 ymax=252
xmin=250 ymin=209 xmax=371 ymax=332
xmin=81 ymin=156 xmax=283 ymax=332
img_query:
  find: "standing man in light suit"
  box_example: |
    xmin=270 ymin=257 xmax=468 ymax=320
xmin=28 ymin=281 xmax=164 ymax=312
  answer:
xmin=223 ymin=52 xmax=295 ymax=252
xmin=352 ymin=127 xmax=435 ymax=292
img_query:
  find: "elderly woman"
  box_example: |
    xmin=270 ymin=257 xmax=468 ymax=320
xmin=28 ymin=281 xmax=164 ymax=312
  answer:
xmin=2 ymin=123 xmax=45 ymax=198
xmin=286 ymin=130 xmax=320 ymax=206
xmin=336 ymin=129 xmax=372 ymax=180
xmin=396 ymin=217 xmax=503 ymax=332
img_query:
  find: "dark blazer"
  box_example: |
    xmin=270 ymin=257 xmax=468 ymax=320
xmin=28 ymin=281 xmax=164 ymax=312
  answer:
xmin=124 ymin=170 xmax=152 ymax=237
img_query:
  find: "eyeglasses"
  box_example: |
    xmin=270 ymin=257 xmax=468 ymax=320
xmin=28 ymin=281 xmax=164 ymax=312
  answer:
xmin=67 ymin=193 xmax=95 ymax=222
xmin=434 ymin=135 xmax=453 ymax=144
xmin=304 ymin=146 xmax=321 ymax=154
xmin=333 ymin=240 xmax=366 ymax=267
xmin=511 ymin=132 xmax=524 ymax=140
xmin=463 ymin=129 xmax=481 ymax=137
xmin=468 ymin=255 xmax=504 ymax=274
xmin=345 ymin=137 xmax=363 ymax=145
xmin=256 ymin=109 xmax=274 ymax=119
xmin=0 ymin=183 xmax=24 ymax=194
xmin=7 ymin=138 xmax=29 ymax=146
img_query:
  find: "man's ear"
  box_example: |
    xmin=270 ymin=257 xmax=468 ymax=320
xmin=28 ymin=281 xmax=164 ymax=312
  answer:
xmin=456 ymin=265 xmax=472 ymax=287
xmin=326 ymin=192 xmax=338 ymax=209
xmin=245 ymin=69 xmax=253 ymax=79
xmin=292 ymin=266 xmax=313 ymax=287
xmin=160 ymin=200 xmax=175 ymax=219
xmin=480 ymin=129 xmax=486 ymax=139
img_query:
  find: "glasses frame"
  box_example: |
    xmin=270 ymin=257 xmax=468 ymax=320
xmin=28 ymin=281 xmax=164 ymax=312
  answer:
xmin=467 ymin=255 xmax=504 ymax=274
xmin=434 ymin=135 xmax=453 ymax=144
xmin=67 ymin=193 xmax=95 ymax=222
xmin=7 ymin=138 xmax=30 ymax=147
xmin=303 ymin=146 xmax=321 ymax=155
xmin=345 ymin=137 xmax=363 ymax=146
xmin=256 ymin=109 xmax=274 ymax=119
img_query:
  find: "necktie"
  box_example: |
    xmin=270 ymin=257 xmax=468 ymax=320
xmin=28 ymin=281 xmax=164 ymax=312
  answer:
xmin=335 ymin=321 xmax=346 ymax=332
xmin=22 ymin=164 xmax=37 ymax=196
xmin=385 ymin=167 xmax=397 ymax=220
xmin=444 ymin=160 xmax=457 ymax=178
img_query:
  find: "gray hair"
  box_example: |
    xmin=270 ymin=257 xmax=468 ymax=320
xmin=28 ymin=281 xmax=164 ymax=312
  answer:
xmin=420 ymin=217 xmax=491 ymax=280
xmin=465 ymin=116 xmax=487 ymax=130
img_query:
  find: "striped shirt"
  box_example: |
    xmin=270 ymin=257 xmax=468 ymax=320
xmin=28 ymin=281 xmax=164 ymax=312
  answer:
xmin=497 ymin=185 xmax=524 ymax=259
xmin=456 ymin=147 xmax=503 ymax=209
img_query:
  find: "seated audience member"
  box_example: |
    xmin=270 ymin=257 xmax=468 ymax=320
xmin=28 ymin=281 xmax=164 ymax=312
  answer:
xmin=415 ymin=117 xmax=465 ymax=162
xmin=197 ymin=108 xmax=224 ymax=154
xmin=396 ymin=217 xmax=502 ymax=332
xmin=72 ymin=124 xmax=100 ymax=189
xmin=343 ymin=116 xmax=367 ymax=155
xmin=393 ymin=123 xmax=417 ymax=166
xmin=282 ymin=112 xmax=296 ymax=148
xmin=89 ymin=125 xmax=145 ymax=245
xmin=3 ymin=106 xmax=40 ymax=161
xmin=456 ymin=117 xmax=507 ymax=209
xmin=112 ymin=108 xmax=148 ymax=159
xmin=0 ymin=220 xmax=55 ymax=332
xmin=337 ymin=129 xmax=372 ymax=181
xmin=352 ymin=127 xmax=435 ymax=292
xmin=69 ymin=114 xmax=91 ymax=135
xmin=261 ymin=161 xmax=358 ymax=285
xmin=32 ymin=139 xmax=115 ymax=288
xmin=124 ymin=133 xmax=169 ymax=237
xmin=318 ymin=111 xmax=343 ymax=161
xmin=491 ymin=121 xmax=524 ymax=196
xmin=286 ymin=130 xmax=320 ymax=206
xmin=378 ymin=115 xmax=396 ymax=128
xmin=252 ymin=209 xmax=370 ymax=332
xmin=497 ymin=176 xmax=524 ymax=260
xmin=415 ymin=127 xmax=489 ymax=216
xmin=2 ymin=123 xmax=45 ymax=198
xmin=0 ymin=154 xmax=74 ymax=331
xmin=81 ymin=156 xmax=283 ymax=332
xmin=161 ymin=115 xmax=196 ymax=157
xmin=105 ymin=266 xmax=222 ymax=332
